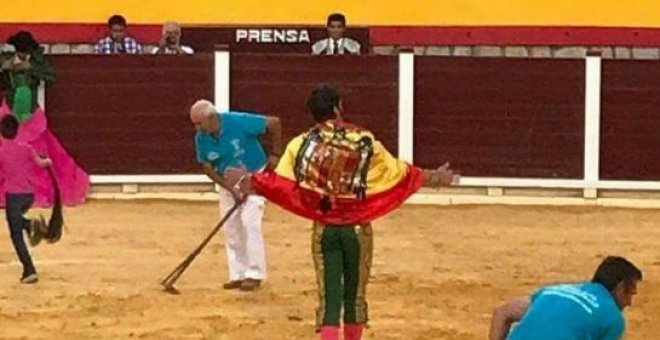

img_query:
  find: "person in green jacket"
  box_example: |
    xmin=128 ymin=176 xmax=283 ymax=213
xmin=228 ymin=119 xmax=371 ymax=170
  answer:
xmin=0 ymin=31 xmax=56 ymax=122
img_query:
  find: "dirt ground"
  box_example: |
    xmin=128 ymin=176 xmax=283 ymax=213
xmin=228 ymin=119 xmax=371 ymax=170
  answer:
xmin=0 ymin=200 xmax=658 ymax=339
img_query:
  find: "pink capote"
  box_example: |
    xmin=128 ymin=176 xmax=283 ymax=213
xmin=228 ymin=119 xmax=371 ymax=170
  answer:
xmin=0 ymin=100 xmax=89 ymax=207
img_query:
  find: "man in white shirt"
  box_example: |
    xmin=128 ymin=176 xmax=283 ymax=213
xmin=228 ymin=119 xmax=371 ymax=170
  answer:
xmin=152 ymin=21 xmax=194 ymax=55
xmin=312 ymin=13 xmax=360 ymax=55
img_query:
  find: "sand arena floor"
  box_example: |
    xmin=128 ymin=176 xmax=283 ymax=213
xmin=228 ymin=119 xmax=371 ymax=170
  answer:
xmin=0 ymin=200 xmax=658 ymax=339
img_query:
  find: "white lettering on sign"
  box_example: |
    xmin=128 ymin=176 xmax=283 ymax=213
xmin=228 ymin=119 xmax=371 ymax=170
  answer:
xmin=235 ymin=29 xmax=248 ymax=42
xmin=274 ymin=30 xmax=285 ymax=42
xmin=248 ymin=30 xmax=260 ymax=42
xmin=299 ymin=30 xmax=310 ymax=43
xmin=235 ymin=29 xmax=312 ymax=43
xmin=262 ymin=29 xmax=272 ymax=42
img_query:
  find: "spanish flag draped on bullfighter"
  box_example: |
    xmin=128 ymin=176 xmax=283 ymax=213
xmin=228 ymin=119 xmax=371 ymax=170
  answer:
xmin=251 ymin=119 xmax=425 ymax=225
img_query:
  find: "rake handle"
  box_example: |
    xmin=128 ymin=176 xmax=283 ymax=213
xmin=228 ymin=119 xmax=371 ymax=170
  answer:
xmin=161 ymin=202 xmax=241 ymax=289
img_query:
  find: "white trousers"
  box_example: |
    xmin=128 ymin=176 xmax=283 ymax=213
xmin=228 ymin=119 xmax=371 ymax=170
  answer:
xmin=219 ymin=187 xmax=267 ymax=281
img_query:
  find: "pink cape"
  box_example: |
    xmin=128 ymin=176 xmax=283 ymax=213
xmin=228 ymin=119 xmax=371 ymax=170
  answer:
xmin=0 ymin=101 xmax=89 ymax=207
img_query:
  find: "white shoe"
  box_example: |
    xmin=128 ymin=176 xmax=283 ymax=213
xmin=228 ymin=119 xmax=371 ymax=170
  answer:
xmin=20 ymin=273 xmax=38 ymax=284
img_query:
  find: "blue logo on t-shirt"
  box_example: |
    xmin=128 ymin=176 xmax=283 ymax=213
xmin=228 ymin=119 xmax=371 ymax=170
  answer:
xmin=194 ymin=111 xmax=268 ymax=174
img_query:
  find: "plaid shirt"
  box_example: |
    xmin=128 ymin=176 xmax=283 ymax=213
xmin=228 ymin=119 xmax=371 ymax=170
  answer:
xmin=94 ymin=36 xmax=143 ymax=54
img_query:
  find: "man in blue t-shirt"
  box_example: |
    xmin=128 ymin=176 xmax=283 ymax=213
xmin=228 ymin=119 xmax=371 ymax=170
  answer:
xmin=489 ymin=256 xmax=642 ymax=340
xmin=190 ymin=99 xmax=282 ymax=292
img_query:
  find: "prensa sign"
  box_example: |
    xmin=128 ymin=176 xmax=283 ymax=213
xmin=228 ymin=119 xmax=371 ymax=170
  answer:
xmin=182 ymin=26 xmax=370 ymax=53
xmin=235 ymin=29 xmax=311 ymax=44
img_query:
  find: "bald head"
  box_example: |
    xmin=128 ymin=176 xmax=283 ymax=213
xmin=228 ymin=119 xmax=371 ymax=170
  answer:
xmin=163 ymin=21 xmax=181 ymax=34
xmin=190 ymin=99 xmax=219 ymax=133
xmin=162 ymin=21 xmax=182 ymax=47
xmin=190 ymin=99 xmax=215 ymax=120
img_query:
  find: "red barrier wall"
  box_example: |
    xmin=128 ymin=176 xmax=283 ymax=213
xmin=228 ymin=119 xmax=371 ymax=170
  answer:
xmin=601 ymin=60 xmax=660 ymax=180
xmin=46 ymin=55 xmax=213 ymax=174
xmin=28 ymin=54 xmax=660 ymax=180
xmin=44 ymin=54 xmax=398 ymax=174
xmin=44 ymin=54 xmax=589 ymax=177
xmin=413 ymin=57 xmax=585 ymax=178
xmin=230 ymin=54 xmax=399 ymax=153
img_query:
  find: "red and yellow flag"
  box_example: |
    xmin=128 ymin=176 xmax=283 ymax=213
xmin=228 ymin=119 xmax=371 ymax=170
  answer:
xmin=252 ymin=120 xmax=424 ymax=225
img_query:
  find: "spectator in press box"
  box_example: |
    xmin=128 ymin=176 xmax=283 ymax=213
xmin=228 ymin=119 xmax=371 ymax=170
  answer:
xmin=312 ymin=13 xmax=361 ymax=55
xmin=152 ymin=21 xmax=194 ymax=55
xmin=95 ymin=15 xmax=143 ymax=54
